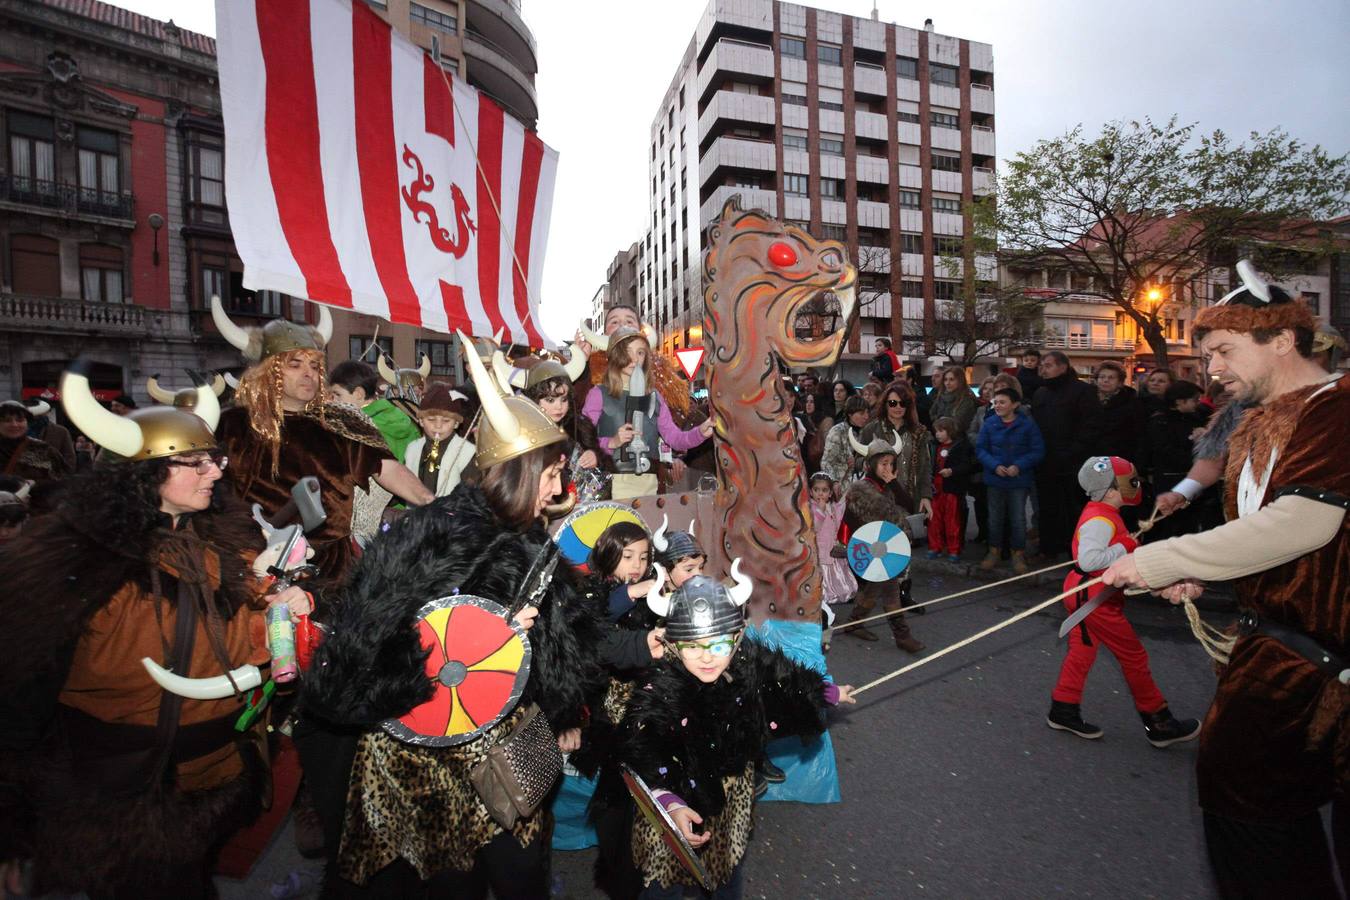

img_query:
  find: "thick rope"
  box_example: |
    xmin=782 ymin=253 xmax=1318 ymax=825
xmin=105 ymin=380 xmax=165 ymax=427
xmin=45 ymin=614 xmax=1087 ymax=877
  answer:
xmin=851 ymin=576 xmax=1105 ymax=696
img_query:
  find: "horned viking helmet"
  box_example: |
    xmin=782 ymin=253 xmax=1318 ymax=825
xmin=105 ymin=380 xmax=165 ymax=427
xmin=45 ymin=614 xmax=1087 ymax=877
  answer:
xmin=645 ymin=560 xmax=755 ymax=642
xmin=61 ymin=362 xmax=219 ymax=461
xmin=377 ymin=353 xmax=433 ymax=402
xmin=651 ymin=514 xmax=704 ymax=567
xmin=456 ymin=330 xmax=567 ymax=470
xmin=211 ymin=295 xmax=332 ymax=363
xmin=146 ymin=372 xmax=227 ymax=408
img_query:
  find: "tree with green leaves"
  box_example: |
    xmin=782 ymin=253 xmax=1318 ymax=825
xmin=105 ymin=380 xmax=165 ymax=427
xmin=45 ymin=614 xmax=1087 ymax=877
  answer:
xmin=995 ymin=116 xmax=1350 ymax=366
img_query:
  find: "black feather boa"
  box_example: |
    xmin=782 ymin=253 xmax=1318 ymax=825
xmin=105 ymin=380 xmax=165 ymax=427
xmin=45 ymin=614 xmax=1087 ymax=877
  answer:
xmin=611 ymin=638 xmax=829 ymax=818
xmin=301 ymin=484 xmax=606 ymax=734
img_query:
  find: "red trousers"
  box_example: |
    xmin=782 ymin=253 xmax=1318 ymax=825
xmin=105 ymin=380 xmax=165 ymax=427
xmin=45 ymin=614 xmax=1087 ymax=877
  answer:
xmin=928 ymin=492 xmax=963 ymax=555
xmin=1052 ymin=593 xmax=1167 ymax=713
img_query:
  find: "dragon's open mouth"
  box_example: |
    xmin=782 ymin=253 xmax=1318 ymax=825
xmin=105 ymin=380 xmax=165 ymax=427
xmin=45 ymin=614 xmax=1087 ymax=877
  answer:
xmin=791 ymin=280 xmax=857 ymax=345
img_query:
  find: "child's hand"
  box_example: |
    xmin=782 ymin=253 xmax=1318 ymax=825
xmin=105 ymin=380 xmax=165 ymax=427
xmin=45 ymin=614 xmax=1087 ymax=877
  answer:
xmin=647 ymin=628 xmax=666 ymax=659
xmin=513 ymin=605 xmax=539 ymax=631
xmin=270 ymin=586 xmax=313 ymax=623
xmin=671 ymin=807 xmax=710 ymax=848
xmin=577 ymin=450 xmax=599 ymax=470
xmin=939 ymin=468 xmax=953 ymax=478
xmin=557 ymin=727 xmax=582 ymax=753
xmin=836 ymin=684 xmax=858 ymax=705
xmin=628 ymin=580 xmax=655 ymax=599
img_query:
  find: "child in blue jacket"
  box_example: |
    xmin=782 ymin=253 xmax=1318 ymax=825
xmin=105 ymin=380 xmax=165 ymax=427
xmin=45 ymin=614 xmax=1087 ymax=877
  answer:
xmin=975 ymin=387 xmax=1045 ymax=573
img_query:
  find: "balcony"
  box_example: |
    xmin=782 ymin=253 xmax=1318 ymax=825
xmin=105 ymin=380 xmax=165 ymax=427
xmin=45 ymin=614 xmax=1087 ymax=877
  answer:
xmin=463 ymin=26 xmax=537 ymax=126
xmin=697 ymin=90 xmax=776 ymax=143
xmin=696 ymin=38 xmax=774 ymax=100
xmin=853 ymin=63 xmax=887 ymax=96
xmin=699 ymin=136 xmax=776 ymax=186
xmin=700 ymin=185 xmax=776 ymax=223
xmin=0 ymin=293 xmax=147 ymax=336
xmin=1040 ymin=333 xmax=1136 ymax=352
xmin=0 ymin=175 xmax=135 ymax=225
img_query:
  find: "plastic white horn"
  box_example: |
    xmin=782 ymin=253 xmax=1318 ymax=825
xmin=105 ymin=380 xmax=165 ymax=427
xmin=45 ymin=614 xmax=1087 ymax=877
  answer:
xmin=377 ymin=354 xmax=398 ymax=386
xmin=727 ymin=558 xmax=753 ymax=607
xmin=223 ymin=372 xmax=239 ymax=390
xmin=314 ymin=303 xmax=333 ymax=345
xmin=60 ymin=369 xmax=143 ymax=458
xmin=145 ymin=375 xmax=176 ymax=405
xmin=491 ymin=350 xmax=517 ymax=394
xmin=417 ymin=353 xmax=432 ymax=379
xmin=15 ymin=482 xmax=31 ymax=500
xmin=210 ymin=374 xmax=226 ymax=397
xmin=210 ymin=295 xmax=251 ymax=352
xmin=652 ymin=514 xmax=669 ymax=553
xmin=141 ymin=657 xmax=262 ymax=700
xmin=562 ymin=343 xmax=588 ymax=381
xmin=457 ymin=330 xmax=520 ymax=442
xmin=848 ymin=429 xmax=869 ymax=456
xmin=579 ymin=323 xmax=610 ymax=351
xmin=191 ymin=376 xmax=221 ymax=432
xmin=28 ymin=400 xmax=51 ymax=417
xmin=645 ymin=564 xmax=670 ymax=617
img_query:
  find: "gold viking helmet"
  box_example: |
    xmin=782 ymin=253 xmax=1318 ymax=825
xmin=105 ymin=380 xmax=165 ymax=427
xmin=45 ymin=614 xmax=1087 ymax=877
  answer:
xmin=62 ymin=362 xmax=219 ymax=461
xmin=211 ymin=295 xmax=332 ymax=362
xmin=457 ymin=329 xmax=566 ymax=470
xmin=146 ymin=371 xmax=227 ymax=409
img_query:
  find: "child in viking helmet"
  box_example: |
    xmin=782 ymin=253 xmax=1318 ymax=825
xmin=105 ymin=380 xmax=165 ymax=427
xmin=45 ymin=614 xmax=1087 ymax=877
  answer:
xmin=1047 ymin=456 xmax=1201 ymax=747
xmin=609 ymin=563 xmax=854 ymax=899
xmin=651 ymin=513 xmax=706 ymax=588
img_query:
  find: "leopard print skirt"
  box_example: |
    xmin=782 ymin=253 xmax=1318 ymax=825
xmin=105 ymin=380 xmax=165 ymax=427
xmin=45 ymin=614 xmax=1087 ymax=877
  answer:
xmin=632 ymin=763 xmax=756 ymax=890
xmin=337 ymin=706 xmax=544 ymax=884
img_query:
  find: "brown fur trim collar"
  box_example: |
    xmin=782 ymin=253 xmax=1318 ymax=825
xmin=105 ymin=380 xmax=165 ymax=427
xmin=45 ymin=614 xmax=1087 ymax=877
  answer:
xmin=1222 ymin=379 xmax=1333 ymax=518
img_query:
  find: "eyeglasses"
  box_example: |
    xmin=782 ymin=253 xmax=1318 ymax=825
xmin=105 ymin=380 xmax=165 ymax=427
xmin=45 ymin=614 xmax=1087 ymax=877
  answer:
xmin=672 ymin=637 xmax=737 ymax=659
xmin=167 ymin=454 xmax=228 ymax=474
xmin=887 ymin=399 xmax=906 ymax=408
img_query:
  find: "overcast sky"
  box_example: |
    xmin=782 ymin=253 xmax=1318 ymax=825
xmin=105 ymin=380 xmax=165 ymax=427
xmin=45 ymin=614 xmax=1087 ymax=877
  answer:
xmin=123 ymin=0 xmax=1349 ymax=342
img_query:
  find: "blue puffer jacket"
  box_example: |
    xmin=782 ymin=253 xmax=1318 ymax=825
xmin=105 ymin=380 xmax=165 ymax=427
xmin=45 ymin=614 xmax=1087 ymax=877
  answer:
xmin=975 ymin=411 xmax=1045 ymax=488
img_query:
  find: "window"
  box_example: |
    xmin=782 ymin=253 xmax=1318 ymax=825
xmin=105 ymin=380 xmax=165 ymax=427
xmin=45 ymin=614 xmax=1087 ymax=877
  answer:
xmin=932 ymin=280 xmax=961 ymax=302
xmin=679 ymin=128 xmax=685 ymax=149
xmin=822 ymin=224 xmax=847 ymax=241
xmin=933 ymin=196 xmax=961 ymax=213
xmin=900 ymin=190 xmax=921 ymax=209
xmin=930 ymin=111 xmax=960 ymax=129
xmin=780 ymin=36 xmax=806 ymax=59
xmin=896 ymin=57 xmax=918 ymax=79
xmin=410 ymin=2 xmax=457 ymax=35
xmin=9 ymin=233 xmax=60 ymax=295
xmin=77 ymin=126 xmax=120 ymax=208
xmin=931 ymin=152 xmax=961 ymax=172
xmin=255 ymin=289 xmax=285 ymax=317
xmin=818 ymin=88 xmax=844 ymax=112
xmin=348 ymin=335 xmax=393 ymax=362
xmin=784 ymin=174 xmax=808 ymax=196
xmin=189 ymin=144 xmax=225 ymax=207
xmin=817 ymin=43 xmax=842 ymax=66
xmin=1301 ymin=290 xmax=1321 ymax=311
xmin=782 ymin=130 xmax=808 ymax=151
xmin=859 ymin=228 xmax=887 ymax=248
xmin=668 ymin=107 xmax=674 ymax=130
xmin=820 ymin=134 xmax=844 ymax=156
xmin=415 ymin=339 xmax=456 ymax=375
xmin=900 ymin=233 xmax=923 ymax=254
xmin=202 ymin=265 xmax=226 ymax=307
xmin=820 ymin=178 xmax=843 ymax=198
xmin=782 ymin=93 xmax=808 ymax=107
xmin=901 ymin=279 xmax=923 ymax=297
xmin=933 ymin=235 xmax=964 ymax=254
xmin=898 ymin=111 xmax=920 ymax=124
xmin=679 ymin=87 xmax=685 ymax=109
xmin=930 ymin=63 xmax=958 ymax=87
xmin=7 ymin=111 xmax=55 ymax=196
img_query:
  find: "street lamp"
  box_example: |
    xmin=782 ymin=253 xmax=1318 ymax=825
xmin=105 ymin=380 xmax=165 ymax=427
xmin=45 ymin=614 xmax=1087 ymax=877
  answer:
xmin=147 ymin=213 xmax=164 ymax=266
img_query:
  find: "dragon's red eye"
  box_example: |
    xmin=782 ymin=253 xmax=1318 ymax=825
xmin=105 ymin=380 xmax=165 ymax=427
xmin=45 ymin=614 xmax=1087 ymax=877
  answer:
xmin=768 ymin=241 xmax=798 ymax=268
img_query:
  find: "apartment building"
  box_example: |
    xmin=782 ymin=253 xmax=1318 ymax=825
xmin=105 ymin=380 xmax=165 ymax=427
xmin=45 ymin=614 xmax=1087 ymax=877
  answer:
xmin=638 ymin=0 xmax=996 ymax=375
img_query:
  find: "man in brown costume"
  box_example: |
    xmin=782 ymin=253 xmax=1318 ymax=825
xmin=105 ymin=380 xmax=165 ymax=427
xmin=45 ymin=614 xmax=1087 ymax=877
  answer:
xmin=1102 ymin=261 xmax=1349 ymax=898
xmin=210 ymin=298 xmax=432 ymax=593
xmin=0 ymin=399 xmax=68 ymax=483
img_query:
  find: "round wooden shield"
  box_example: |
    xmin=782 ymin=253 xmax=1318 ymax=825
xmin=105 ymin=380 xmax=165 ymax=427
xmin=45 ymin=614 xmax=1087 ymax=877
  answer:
xmin=846 ymin=519 xmax=912 ymax=582
xmin=621 ymin=765 xmax=713 ymax=890
xmin=381 ymin=595 xmax=531 ymax=747
xmin=552 ymin=501 xmax=646 ymax=572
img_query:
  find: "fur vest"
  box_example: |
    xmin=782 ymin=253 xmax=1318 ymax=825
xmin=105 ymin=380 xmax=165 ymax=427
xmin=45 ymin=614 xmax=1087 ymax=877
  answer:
xmin=301 ymin=484 xmax=605 ymax=734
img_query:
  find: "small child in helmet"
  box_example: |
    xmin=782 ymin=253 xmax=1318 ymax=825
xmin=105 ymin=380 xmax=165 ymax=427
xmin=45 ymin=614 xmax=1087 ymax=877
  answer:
xmin=651 ymin=513 xmax=706 ymax=589
xmin=608 ymin=563 xmax=855 ymax=899
xmin=1046 ymin=456 xmax=1201 ymax=748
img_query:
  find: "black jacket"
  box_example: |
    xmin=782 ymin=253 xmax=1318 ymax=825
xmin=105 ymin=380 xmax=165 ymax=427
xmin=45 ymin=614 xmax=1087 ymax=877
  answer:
xmin=1015 ymin=367 xmax=1044 ymax=402
xmin=1031 ymin=371 xmax=1100 ymax=473
xmin=1143 ymin=407 xmax=1211 ymax=481
xmin=933 ymin=437 xmax=979 ymax=495
xmin=1093 ymin=387 xmax=1147 ymax=463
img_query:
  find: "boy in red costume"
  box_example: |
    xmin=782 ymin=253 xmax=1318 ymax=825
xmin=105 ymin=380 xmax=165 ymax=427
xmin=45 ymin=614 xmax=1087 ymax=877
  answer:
xmin=1047 ymin=455 xmax=1201 ymax=747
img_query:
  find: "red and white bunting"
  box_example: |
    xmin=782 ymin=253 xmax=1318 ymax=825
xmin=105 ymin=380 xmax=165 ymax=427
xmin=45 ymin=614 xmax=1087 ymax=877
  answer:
xmin=216 ymin=0 xmax=558 ymax=346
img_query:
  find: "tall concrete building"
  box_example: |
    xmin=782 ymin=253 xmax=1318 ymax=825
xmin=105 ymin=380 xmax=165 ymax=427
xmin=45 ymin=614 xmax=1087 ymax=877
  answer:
xmin=606 ymin=240 xmax=642 ymax=311
xmin=639 ymin=0 xmax=996 ymax=373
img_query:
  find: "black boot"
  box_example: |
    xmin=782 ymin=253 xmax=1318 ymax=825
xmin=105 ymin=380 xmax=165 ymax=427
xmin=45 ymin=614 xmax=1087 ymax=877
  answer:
xmin=1140 ymin=707 xmax=1201 ymax=748
xmin=899 ymin=578 xmax=924 ymax=615
xmin=1046 ymin=700 xmax=1103 ymax=740
xmin=759 ymin=758 xmax=786 ymax=784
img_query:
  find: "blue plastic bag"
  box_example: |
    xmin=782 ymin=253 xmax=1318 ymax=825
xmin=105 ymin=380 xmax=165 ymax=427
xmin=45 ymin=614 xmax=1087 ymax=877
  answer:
xmin=550 ymin=770 xmax=599 ymax=849
xmin=746 ymin=619 xmax=841 ymax=804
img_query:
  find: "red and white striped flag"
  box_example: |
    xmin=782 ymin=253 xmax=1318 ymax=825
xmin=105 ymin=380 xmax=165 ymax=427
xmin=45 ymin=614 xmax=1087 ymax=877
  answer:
xmin=216 ymin=0 xmax=558 ymax=346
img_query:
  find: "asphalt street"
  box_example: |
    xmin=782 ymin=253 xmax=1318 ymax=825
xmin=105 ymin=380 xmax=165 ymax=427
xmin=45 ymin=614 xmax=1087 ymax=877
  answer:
xmin=221 ymin=566 xmax=1230 ymax=899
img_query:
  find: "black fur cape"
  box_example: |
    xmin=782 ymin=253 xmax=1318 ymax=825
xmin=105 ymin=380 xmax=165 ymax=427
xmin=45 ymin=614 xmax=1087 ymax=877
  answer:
xmin=0 ymin=473 xmax=265 ymax=891
xmin=301 ymin=483 xmax=605 ymax=734
xmin=610 ymin=638 xmax=829 ymax=818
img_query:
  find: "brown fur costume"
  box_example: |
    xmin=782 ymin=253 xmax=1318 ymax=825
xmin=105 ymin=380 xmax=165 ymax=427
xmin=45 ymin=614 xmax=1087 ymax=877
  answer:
xmin=1193 ymin=298 xmax=1316 ymax=337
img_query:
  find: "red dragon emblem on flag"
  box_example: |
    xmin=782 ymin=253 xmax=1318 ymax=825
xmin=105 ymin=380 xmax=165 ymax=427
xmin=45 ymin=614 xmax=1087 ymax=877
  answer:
xmin=400 ymin=144 xmax=475 ymax=259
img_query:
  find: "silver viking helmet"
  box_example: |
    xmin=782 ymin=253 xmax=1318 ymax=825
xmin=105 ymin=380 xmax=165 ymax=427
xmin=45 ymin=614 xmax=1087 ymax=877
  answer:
xmin=651 ymin=514 xmax=704 ymax=567
xmin=645 ymin=560 xmax=754 ymax=642
xmin=848 ymin=429 xmax=903 ymax=461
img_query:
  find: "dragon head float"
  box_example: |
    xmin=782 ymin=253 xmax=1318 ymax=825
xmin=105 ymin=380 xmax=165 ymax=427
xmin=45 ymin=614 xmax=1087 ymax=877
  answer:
xmin=703 ymin=196 xmax=858 ymax=622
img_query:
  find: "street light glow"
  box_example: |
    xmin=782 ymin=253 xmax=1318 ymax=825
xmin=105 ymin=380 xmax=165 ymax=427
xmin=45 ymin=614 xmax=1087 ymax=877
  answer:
xmin=1147 ymin=288 xmax=1162 ymax=302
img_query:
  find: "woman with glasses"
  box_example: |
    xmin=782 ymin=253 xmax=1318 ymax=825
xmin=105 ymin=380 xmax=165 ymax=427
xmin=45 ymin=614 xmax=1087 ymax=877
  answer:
xmin=860 ymin=381 xmax=933 ymax=521
xmin=606 ymin=566 xmax=854 ymax=899
xmin=0 ymin=367 xmax=309 ymax=899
